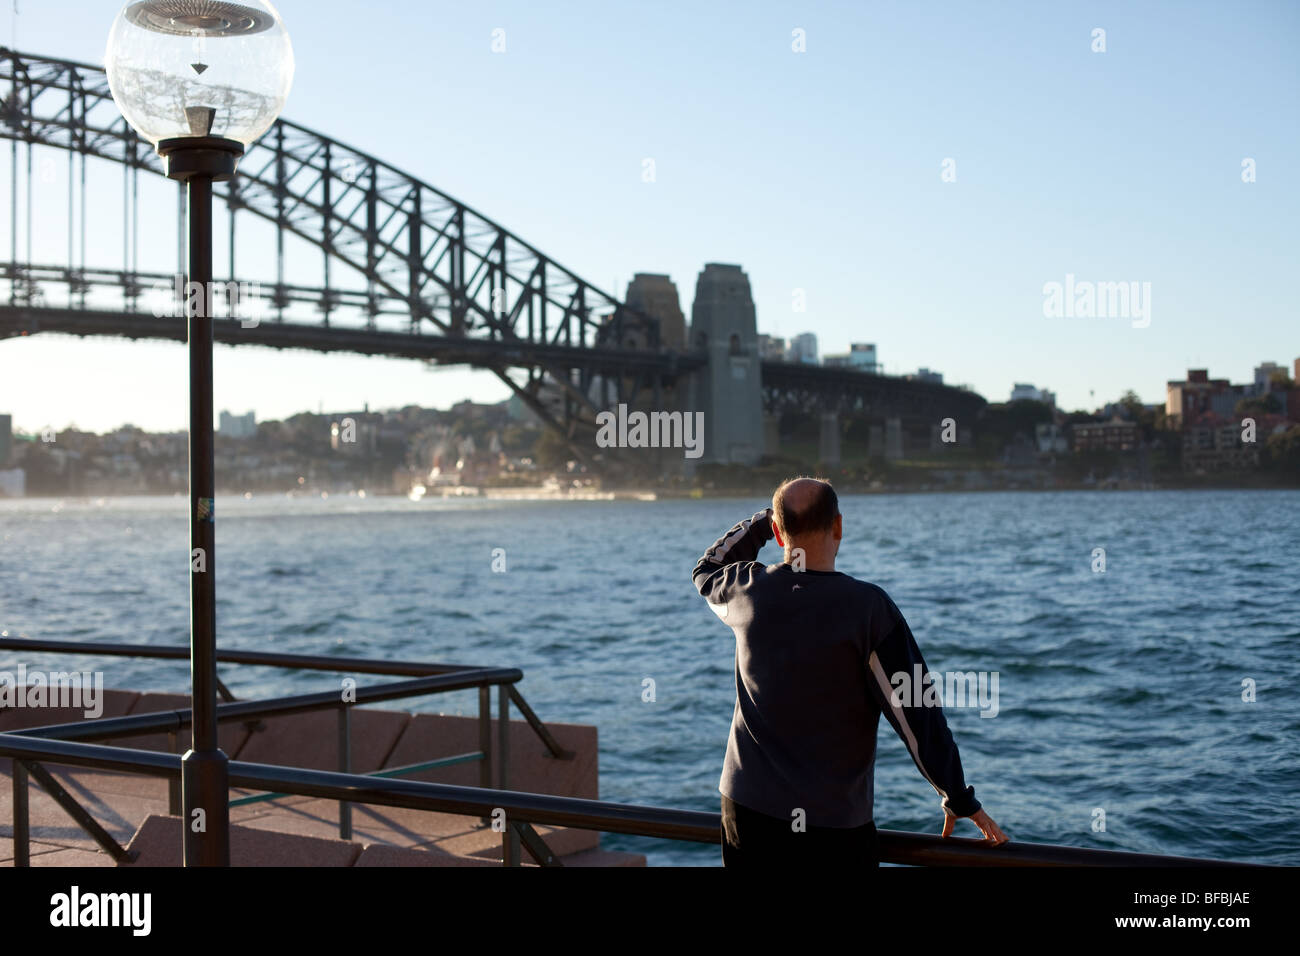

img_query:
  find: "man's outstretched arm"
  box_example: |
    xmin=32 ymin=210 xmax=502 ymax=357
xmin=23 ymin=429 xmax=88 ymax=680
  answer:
xmin=692 ymin=508 xmax=773 ymax=606
xmin=864 ymin=601 xmax=982 ymax=818
xmin=862 ymin=599 xmax=1007 ymax=844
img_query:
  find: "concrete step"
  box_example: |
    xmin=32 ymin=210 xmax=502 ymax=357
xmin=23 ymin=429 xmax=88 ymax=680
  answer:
xmin=123 ymin=814 xmax=641 ymax=867
xmin=3 ymin=687 xmax=638 ymax=866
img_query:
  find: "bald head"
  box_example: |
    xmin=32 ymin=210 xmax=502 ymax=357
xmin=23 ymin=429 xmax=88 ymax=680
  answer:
xmin=772 ymin=477 xmax=839 ymax=539
xmin=769 ymin=477 xmax=842 ymax=571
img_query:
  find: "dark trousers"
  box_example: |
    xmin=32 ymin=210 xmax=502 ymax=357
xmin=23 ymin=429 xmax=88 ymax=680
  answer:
xmin=721 ymin=794 xmax=880 ymax=868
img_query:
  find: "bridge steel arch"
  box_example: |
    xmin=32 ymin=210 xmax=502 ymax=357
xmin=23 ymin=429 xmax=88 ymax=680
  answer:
xmin=2 ymin=47 xmax=988 ymax=470
xmin=0 ymin=46 xmax=689 ymax=465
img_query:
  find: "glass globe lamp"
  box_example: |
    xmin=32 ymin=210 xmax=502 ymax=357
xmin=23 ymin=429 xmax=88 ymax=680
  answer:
xmin=105 ymin=0 xmax=293 ymax=146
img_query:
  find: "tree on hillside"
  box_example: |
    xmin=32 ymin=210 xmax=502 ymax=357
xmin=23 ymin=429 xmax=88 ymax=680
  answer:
xmin=1235 ymin=394 xmax=1282 ymax=418
xmin=1118 ymin=390 xmax=1144 ymax=420
xmin=974 ymin=400 xmax=1053 ymax=458
xmin=532 ymin=427 xmax=571 ymax=470
xmin=1263 ymin=424 xmax=1300 ymax=478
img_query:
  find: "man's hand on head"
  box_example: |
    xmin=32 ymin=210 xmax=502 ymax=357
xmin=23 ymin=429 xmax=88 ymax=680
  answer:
xmin=941 ymin=807 xmax=1009 ymax=846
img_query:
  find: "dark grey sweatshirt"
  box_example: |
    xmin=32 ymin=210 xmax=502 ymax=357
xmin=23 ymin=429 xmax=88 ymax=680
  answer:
xmin=692 ymin=508 xmax=981 ymax=828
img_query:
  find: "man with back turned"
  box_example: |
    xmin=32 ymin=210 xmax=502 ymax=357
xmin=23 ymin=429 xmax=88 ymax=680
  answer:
xmin=692 ymin=476 xmax=1008 ymax=867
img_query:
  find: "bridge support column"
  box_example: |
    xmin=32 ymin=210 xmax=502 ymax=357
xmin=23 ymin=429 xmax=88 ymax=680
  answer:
xmin=868 ymin=423 xmax=885 ymax=459
xmin=764 ymin=414 xmax=781 ymax=457
xmin=885 ymin=416 xmax=904 ymax=461
xmin=819 ymin=412 xmax=841 ymax=468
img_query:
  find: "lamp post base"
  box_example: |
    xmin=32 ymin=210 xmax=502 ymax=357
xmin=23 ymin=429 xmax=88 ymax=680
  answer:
xmin=157 ymin=136 xmax=244 ymax=183
xmin=181 ymin=748 xmax=231 ymax=866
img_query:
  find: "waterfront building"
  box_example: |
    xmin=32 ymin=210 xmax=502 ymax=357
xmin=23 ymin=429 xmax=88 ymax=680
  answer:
xmin=1182 ymin=423 xmax=1260 ymax=472
xmin=1035 ymin=422 xmax=1069 ymax=454
xmin=1071 ymin=419 xmax=1140 ymax=453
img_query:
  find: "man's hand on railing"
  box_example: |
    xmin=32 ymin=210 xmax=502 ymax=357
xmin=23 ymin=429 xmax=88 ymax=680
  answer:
xmin=941 ymin=807 xmax=1008 ymax=846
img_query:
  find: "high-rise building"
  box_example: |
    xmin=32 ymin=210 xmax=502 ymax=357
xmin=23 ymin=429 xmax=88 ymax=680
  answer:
xmin=786 ymin=332 xmax=818 ymax=364
xmin=1254 ymin=361 xmax=1283 ymax=392
xmin=849 ymin=343 xmax=879 ymax=372
xmin=824 ymin=343 xmax=880 ymax=372
xmin=1010 ymin=384 xmax=1035 ymax=402
xmin=1010 ymin=384 xmax=1053 ymax=405
xmin=1165 ymin=369 xmax=1231 ymax=427
xmin=219 ymin=410 xmax=257 ymax=438
xmin=1169 ymin=365 xmax=1295 ymax=426
xmin=757 ymin=334 xmax=787 ymax=361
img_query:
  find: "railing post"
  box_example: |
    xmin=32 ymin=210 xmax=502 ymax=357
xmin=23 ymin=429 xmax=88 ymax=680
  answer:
xmin=21 ymin=760 xmax=134 ymax=864
xmin=478 ymin=685 xmax=490 ymax=826
xmin=502 ymin=821 xmax=521 ymax=867
xmin=508 ymin=686 xmax=575 ymax=760
xmin=13 ymin=760 xmax=29 ymax=867
xmin=338 ymin=704 xmax=352 ymax=840
xmin=167 ymin=731 xmax=182 ymax=816
xmin=497 ymin=682 xmax=510 ymax=793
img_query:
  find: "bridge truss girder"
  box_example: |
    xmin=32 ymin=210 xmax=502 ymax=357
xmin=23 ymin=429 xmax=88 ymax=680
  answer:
xmin=0 ymin=46 xmax=672 ymax=467
xmin=760 ymin=361 xmax=987 ymax=427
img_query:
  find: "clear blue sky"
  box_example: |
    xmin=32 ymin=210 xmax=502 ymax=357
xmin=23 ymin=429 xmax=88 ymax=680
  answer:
xmin=2 ymin=0 xmax=1297 ymax=433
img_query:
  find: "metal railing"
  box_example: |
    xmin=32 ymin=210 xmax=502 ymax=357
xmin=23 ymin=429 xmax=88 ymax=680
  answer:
xmin=0 ymin=639 xmax=1263 ymax=868
xmin=0 ymin=638 xmax=572 ymax=758
xmin=0 ymin=638 xmax=572 ymax=863
xmin=0 ymin=732 xmax=1257 ymax=868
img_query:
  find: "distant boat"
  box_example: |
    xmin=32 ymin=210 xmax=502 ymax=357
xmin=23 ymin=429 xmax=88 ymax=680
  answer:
xmin=407 ymin=485 xmax=426 ymax=501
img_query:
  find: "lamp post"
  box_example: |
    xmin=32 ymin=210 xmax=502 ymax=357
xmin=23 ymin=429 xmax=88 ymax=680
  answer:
xmin=105 ymin=0 xmax=293 ymax=866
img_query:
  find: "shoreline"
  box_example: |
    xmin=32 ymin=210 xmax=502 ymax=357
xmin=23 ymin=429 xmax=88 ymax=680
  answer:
xmin=3 ymin=483 xmax=1298 ymax=505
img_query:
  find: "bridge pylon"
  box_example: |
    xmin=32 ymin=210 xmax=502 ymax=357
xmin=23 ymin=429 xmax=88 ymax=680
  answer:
xmin=819 ymin=412 xmax=841 ymax=468
xmin=686 ymin=263 xmax=764 ymax=466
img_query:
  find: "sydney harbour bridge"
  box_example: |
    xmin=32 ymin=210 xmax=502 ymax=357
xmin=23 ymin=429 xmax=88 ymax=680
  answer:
xmin=1 ymin=48 xmax=986 ymax=471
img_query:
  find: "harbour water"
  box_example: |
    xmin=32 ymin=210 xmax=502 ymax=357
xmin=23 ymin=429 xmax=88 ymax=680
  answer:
xmin=2 ymin=489 xmax=1297 ymax=866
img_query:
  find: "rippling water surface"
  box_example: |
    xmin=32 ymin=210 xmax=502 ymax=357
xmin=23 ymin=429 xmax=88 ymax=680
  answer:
xmin=2 ymin=490 xmax=1297 ymax=865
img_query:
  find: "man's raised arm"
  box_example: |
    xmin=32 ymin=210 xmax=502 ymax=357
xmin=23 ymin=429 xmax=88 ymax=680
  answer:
xmin=691 ymin=508 xmax=773 ymax=606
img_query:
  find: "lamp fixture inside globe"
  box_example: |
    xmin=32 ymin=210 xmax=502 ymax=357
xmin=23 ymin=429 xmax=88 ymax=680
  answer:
xmin=123 ymin=0 xmax=276 ymax=37
xmin=105 ymin=0 xmax=293 ymax=147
